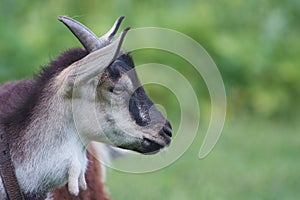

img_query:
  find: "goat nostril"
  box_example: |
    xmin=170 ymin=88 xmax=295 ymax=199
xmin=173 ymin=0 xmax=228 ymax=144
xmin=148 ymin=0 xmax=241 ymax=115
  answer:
xmin=163 ymin=124 xmax=172 ymax=137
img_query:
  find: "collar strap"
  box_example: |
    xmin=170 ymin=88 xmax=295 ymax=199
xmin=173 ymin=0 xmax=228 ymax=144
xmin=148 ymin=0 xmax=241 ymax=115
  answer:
xmin=0 ymin=127 xmax=25 ymax=200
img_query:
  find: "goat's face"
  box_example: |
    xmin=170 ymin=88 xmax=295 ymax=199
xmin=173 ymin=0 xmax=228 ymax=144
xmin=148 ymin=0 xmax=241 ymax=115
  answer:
xmin=96 ymin=54 xmax=172 ymax=154
xmin=59 ymin=16 xmax=172 ymax=154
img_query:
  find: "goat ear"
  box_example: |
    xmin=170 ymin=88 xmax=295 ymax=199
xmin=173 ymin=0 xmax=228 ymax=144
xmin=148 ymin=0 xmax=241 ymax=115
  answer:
xmin=55 ymin=27 xmax=130 ymax=92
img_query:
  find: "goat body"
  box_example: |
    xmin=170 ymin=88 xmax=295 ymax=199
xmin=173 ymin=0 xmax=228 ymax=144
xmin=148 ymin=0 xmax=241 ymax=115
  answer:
xmin=0 ymin=49 xmax=90 ymax=198
xmin=0 ymin=69 xmax=113 ymax=199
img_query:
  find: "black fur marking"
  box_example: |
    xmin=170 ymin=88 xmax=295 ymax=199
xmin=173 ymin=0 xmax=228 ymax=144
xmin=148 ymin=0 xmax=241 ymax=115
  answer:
xmin=129 ymin=86 xmax=153 ymax=126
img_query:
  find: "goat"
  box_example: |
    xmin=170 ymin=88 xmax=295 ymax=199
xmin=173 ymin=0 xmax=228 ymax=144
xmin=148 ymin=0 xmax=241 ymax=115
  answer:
xmin=0 ymin=16 xmax=172 ymax=199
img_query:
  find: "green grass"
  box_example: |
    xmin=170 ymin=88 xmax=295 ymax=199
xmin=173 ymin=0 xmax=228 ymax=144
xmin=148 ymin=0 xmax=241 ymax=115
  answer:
xmin=106 ymin=116 xmax=300 ymax=200
xmin=0 ymin=1 xmax=299 ymax=199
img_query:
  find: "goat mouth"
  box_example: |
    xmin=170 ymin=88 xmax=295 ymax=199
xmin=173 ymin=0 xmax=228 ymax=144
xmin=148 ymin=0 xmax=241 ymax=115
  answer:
xmin=117 ymin=137 xmax=169 ymax=155
xmin=138 ymin=138 xmax=166 ymax=155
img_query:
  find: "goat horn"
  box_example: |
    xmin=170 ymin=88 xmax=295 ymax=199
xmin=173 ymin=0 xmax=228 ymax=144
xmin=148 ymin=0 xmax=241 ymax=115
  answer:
xmin=64 ymin=27 xmax=130 ymax=85
xmin=98 ymin=16 xmax=125 ymax=46
xmin=58 ymin=16 xmax=125 ymax=53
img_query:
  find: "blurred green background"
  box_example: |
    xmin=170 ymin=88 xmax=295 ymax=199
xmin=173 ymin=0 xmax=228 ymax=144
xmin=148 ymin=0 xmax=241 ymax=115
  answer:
xmin=0 ymin=0 xmax=299 ymax=199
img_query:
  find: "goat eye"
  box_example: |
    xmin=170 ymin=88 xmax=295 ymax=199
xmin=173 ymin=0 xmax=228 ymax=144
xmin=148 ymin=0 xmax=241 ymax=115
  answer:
xmin=112 ymin=85 xmax=125 ymax=94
